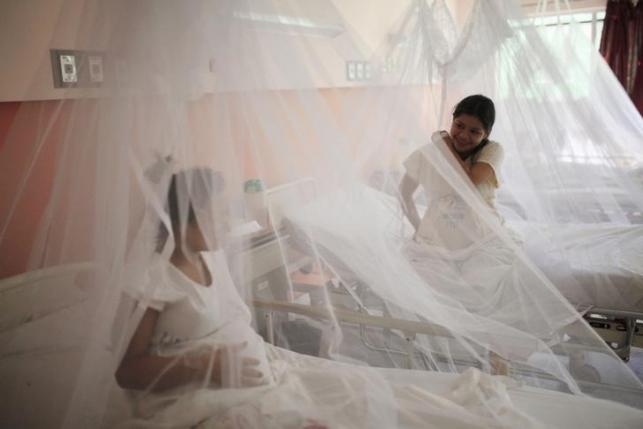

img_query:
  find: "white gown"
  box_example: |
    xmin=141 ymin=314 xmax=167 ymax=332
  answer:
xmin=403 ymin=133 xmax=643 ymax=322
xmin=404 ymin=135 xmax=506 ymax=251
xmin=143 ymin=250 xmax=272 ymax=385
xmin=114 ymin=249 xmax=643 ymax=428
xmin=399 ymin=135 xmax=569 ymax=334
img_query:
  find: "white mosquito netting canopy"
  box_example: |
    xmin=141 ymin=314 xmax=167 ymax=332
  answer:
xmin=1 ymin=0 xmax=643 ymax=428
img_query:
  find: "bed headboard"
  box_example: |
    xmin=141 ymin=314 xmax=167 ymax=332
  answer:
xmin=0 ymin=262 xmax=95 ymax=332
xmin=0 ymin=262 xmax=95 ymax=428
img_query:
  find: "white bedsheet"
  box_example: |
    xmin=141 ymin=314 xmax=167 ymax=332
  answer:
xmin=514 ymin=222 xmax=643 ymax=313
xmin=380 ymin=366 xmax=643 ymax=429
xmin=113 ymin=345 xmax=643 ymax=429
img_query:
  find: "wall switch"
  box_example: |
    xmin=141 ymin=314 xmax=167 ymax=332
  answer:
xmin=88 ymin=55 xmax=104 ymax=83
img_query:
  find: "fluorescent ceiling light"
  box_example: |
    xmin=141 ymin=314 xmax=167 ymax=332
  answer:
xmin=234 ymin=11 xmax=345 ymax=38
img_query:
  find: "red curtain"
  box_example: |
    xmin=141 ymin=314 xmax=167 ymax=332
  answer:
xmin=599 ymin=0 xmax=643 ymax=116
xmin=630 ymin=2 xmax=643 ymax=114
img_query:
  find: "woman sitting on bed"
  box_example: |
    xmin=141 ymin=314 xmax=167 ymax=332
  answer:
xmin=399 ymin=94 xmax=504 ymax=248
xmin=396 ymin=95 xmax=541 ymax=370
xmin=112 ymin=167 xmax=641 ymax=428
xmin=116 ymin=168 xmax=271 ymax=393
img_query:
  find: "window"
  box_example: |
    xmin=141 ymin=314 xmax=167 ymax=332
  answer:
xmin=499 ymin=10 xmax=606 ymax=101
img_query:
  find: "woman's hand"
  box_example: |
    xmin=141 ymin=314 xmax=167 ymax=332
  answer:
xmin=438 ymin=130 xmax=457 ymax=154
xmin=193 ymin=342 xmax=267 ymax=388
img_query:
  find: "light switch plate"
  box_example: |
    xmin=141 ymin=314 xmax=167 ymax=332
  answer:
xmin=88 ymin=55 xmax=104 ymax=83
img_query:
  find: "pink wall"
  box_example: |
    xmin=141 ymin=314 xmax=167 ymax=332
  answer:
xmin=0 ymin=87 xmax=431 ymax=279
xmin=0 ymin=102 xmax=20 ymax=148
xmin=0 ymin=101 xmax=68 ymax=278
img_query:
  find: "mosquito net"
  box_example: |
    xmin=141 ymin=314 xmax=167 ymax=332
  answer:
xmin=1 ymin=0 xmax=643 ymax=428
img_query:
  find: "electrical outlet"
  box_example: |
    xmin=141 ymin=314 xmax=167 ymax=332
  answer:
xmin=51 ymin=49 xmax=106 ymax=88
xmin=355 ymin=61 xmax=364 ymax=80
xmin=347 ymin=62 xmax=356 ymax=81
xmin=51 ymin=50 xmax=78 ymax=88
xmin=60 ymin=54 xmax=78 ymax=83
xmin=345 ymin=61 xmax=372 ymax=82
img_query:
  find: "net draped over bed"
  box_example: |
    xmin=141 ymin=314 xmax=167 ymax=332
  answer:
xmin=1 ymin=0 xmax=643 ymax=428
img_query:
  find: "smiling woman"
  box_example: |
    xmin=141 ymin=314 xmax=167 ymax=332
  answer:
xmin=398 ymin=93 xmax=535 ymax=335
xmin=399 ymin=94 xmax=503 ymax=234
xmin=443 ymin=94 xmax=499 ymax=187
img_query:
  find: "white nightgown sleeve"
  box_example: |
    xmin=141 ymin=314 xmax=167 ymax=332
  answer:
xmin=123 ymin=259 xmax=185 ymax=311
xmin=473 ymin=141 xmax=504 ymax=187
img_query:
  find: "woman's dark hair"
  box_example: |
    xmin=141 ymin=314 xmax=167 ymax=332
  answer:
xmin=156 ymin=168 xmax=225 ymax=252
xmin=452 ymin=94 xmax=495 ymax=158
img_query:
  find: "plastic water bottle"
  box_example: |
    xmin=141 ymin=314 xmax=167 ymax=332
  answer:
xmin=244 ymin=179 xmax=268 ymax=228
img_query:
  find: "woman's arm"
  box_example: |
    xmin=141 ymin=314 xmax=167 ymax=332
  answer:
xmin=399 ymin=174 xmax=421 ymax=232
xmin=439 ymin=131 xmax=497 ymax=186
xmin=115 ymin=308 xmax=263 ymax=391
xmin=116 ymin=308 xmax=200 ymax=391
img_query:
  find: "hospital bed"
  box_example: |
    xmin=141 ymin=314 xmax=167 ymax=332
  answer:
xmin=249 ymin=179 xmax=643 ymax=361
xmin=1 ymin=254 xmax=642 ymax=427
xmin=0 ymin=262 xmax=95 ymax=428
xmin=239 ymin=178 xmax=643 ymax=389
xmin=2 ymin=183 xmax=638 ymax=427
xmin=512 ymin=220 xmax=643 ymax=361
xmin=497 ymin=169 xmax=643 ymax=360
